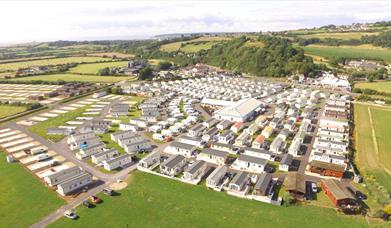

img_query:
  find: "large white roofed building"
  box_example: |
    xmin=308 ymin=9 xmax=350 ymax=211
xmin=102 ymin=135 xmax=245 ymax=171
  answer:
xmin=214 ymin=98 xmax=262 ymax=122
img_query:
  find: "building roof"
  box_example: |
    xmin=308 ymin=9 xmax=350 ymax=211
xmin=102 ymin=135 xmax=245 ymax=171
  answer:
xmin=322 ymin=179 xmax=354 ymax=201
xmin=170 ymin=141 xmax=196 ymax=151
xmin=254 ymin=135 xmax=266 ymax=143
xmin=309 ymin=160 xmax=346 ymax=172
xmin=215 ymin=98 xmax=262 ymax=118
xmin=57 ymin=172 xmax=91 ymax=189
xmin=200 ymin=98 xmax=234 ymax=107
xmin=244 ymin=147 xmax=271 ymax=155
xmin=284 ymin=172 xmax=306 ymax=193
xmin=280 ymin=153 xmax=293 ymax=165
xmin=105 ymin=154 xmax=132 ymax=164
xmin=231 ymin=171 xmax=248 ymax=186
xmin=185 ymin=160 xmax=206 ymax=175
xmin=238 ymin=154 xmax=267 ymax=165
xmin=162 ymin=155 xmax=186 ymax=169
xmin=201 ymin=148 xmax=229 ymax=158
xmin=254 ymin=173 xmax=272 ymax=192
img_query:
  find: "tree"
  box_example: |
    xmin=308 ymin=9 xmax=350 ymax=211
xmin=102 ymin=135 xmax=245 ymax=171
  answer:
xmin=385 ymin=204 xmax=391 ymax=215
xmin=110 ymin=86 xmax=122 ymax=94
xmin=138 ymin=67 xmax=154 ymax=80
xmin=97 ymin=67 xmax=110 ymax=76
xmin=282 ymin=192 xmax=292 ymax=207
xmin=157 ymin=61 xmax=173 ymax=70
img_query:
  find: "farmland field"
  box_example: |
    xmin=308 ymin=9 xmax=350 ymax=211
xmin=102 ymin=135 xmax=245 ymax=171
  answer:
xmin=159 ymin=36 xmax=232 ymax=52
xmin=0 ymin=56 xmax=109 ymax=72
xmin=0 ymin=105 xmax=27 ymax=118
xmin=50 ymin=171 xmax=376 ymax=228
xmin=299 ymin=32 xmax=379 ymax=40
xmin=8 ymin=73 xmax=135 ymax=83
xmin=354 ymin=104 xmax=391 ymax=193
xmin=87 ymin=52 xmax=134 ymax=58
xmin=303 ymin=44 xmax=391 ymax=62
xmin=68 ymin=61 xmax=128 ymax=75
xmin=355 ymin=81 xmax=391 ymax=93
xmin=0 ymin=152 xmax=64 ymax=227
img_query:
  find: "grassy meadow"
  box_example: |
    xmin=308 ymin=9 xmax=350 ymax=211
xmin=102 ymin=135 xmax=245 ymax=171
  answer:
xmin=0 ymin=152 xmax=64 ymax=227
xmin=354 ymin=104 xmax=391 ymax=212
xmin=159 ymin=36 xmax=232 ymax=53
xmin=49 ymin=171 xmax=378 ymax=228
xmin=299 ymin=32 xmax=379 ymax=40
xmin=8 ymin=73 xmax=135 ymax=83
xmin=0 ymin=56 xmax=109 ymax=72
xmin=68 ymin=61 xmax=128 ymax=75
xmin=355 ymin=81 xmax=391 ymax=93
xmin=303 ymin=44 xmax=391 ymax=62
xmin=0 ymin=105 xmax=27 ymax=118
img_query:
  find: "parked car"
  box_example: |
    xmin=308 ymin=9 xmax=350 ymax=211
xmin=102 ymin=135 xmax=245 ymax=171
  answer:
xmin=83 ymin=200 xmax=93 ymax=208
xmin=103 ymin=188 xmax=114 ymax=196
xmin=90 ymin=195 xmax=102 ymax=203
xmin=64 ymin=210 xmax=77 ymax=220
xmin=347 ymin=187 xmax=367 ymax=201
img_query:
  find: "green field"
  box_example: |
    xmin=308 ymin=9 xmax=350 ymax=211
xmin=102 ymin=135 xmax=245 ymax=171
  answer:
xmin=180 ymin=42 xmax=217 ymax=53
xmin=299 ymin=32 xmax=379 ymax=40
xmin=49 ymin=171 xmax=377 ymax=228
xmin=68 ymin=61 xmax=128 ymax=75
xmin=159 ymin=36 xmax=231 ymax=53
xmin=303 ymin=44 xmax=391 ymax=62
xmin=354 ymin=104 xmax=391 ymax=192
xmin=8 ymin=73 xmax=135 ymax=83
xmin=0 ymin=105 xmax=27 ymax=118
xmin=355 ymin=81 xmax=391 ymax=93
xmin=0 ymin=152 xmax=64 ymax=227
xmin=0 ymin=56 xmax=109 ymax=72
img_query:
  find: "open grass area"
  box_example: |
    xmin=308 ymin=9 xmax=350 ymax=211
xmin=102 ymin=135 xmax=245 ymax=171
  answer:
xmin=244 ymin=40 xmax=265 ymax=48
xmin=87 ymin=52 xmax=134 ymax=58
xmin=0 ymin=105 xmax=27 ymax=118
xmin=299 ymin=32 xmax=379 ymax=40
xmin=159 ymin=36 xmax=232 ymax=53
xmin=303 ymin=44 xmax=391 ymax=62
xmin=68 ymin=61 xmax=128 ymax=75
xmin=180 ymin=42 xmax=217 ymax=53
xmin=0 ymin=152 xmax=64 ymax=227
xmin=49 ymin=171 xmax=377 ymax=228
xmin=0 ymin=56 xmax=109 ymax=72
xmin=355 ymin=81 xmax=391 ymax=93
xmin=8 ymin=73 xmax=135 ymax=83
xmin=354 ymin=104 xmax=391 ymax=208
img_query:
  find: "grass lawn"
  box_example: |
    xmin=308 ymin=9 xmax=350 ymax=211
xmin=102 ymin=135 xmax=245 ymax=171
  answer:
xmin=159 ymin=36 xmax=232 ymax=52
xmin=28 ymin=105 xmax=89 ymax=142
xmin=0 ymin=104 xmax=27 ymax=118
xmin=50 ymin=171 xmax=377 ymax=228
xmin=8 ymin=73 xmax=136 ymax=83
xmin=354 ymin=104 xmax=391 ymax=211
xmin=355 ymin=81 xmax=391 ymax=94
xmin=299 ymin=32 xmax=379 ymax=40
xmin=68 ymin=61 xmax=128 ymax=75
xmin=303 ymin=44 xmax=391 ymax=62
xmin=180 ymin=42 xmax=216 ymax=53
xmin=0 ymin=152 xmax=64 ymax=227
xmin=0 ymin=56 xmax=108 ymax=72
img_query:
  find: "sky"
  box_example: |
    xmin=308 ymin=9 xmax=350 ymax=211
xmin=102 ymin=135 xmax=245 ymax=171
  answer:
xmin=1 ymin=0 xmax=391 ymax=44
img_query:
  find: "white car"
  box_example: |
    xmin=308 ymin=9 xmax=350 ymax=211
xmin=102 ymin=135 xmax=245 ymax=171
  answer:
xmin=64 ymin=210 xmax=78 ymax=220
xmin=311 ymin=183 xmax=318 ymax=193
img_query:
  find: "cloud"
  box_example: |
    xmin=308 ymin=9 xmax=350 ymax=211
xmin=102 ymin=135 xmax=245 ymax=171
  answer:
xmin=0 ymin=1 xmax=390 ymax=43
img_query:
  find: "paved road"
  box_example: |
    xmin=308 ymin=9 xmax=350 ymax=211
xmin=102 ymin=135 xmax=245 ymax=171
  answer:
xmin=297 ymin=99 xmax=325 ymax=174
